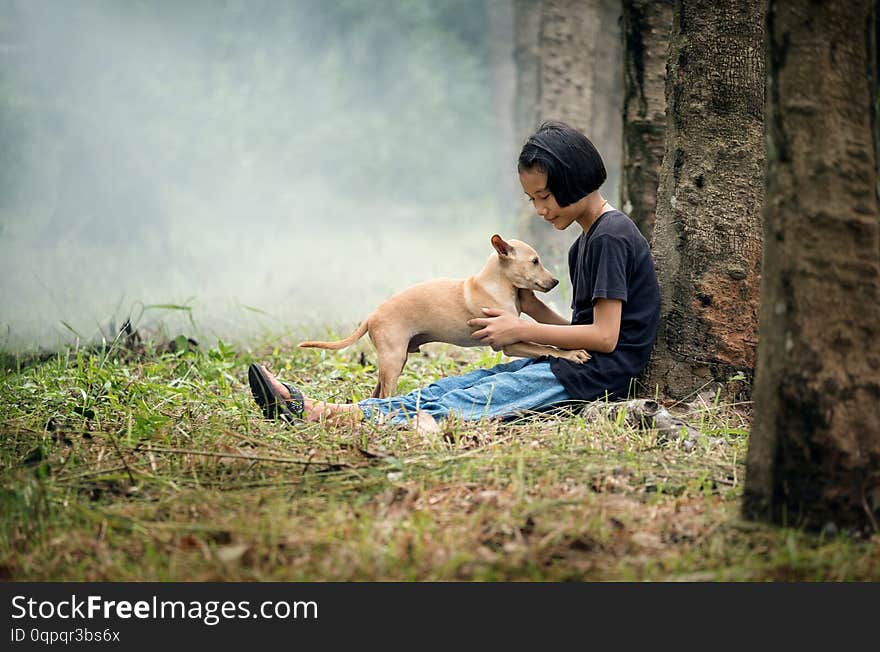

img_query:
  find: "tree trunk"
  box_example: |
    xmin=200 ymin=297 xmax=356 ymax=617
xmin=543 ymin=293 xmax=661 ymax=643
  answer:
xmin=513 ymin=0 xmax=541 ymax=149
xmin=590 ymin=0 xmax=624 ymax=208
xmin=642 ymin=0 xmax=765 ymax=401
xmin=487 ymin=0 xmax=519 ymax=226
xmin=743 ymin=0 xmax=880 ymax=534
xmin=620 ymin=0 xmax=673 ymax=240
xmin=513 ymin=0 xmax=623 ymax=279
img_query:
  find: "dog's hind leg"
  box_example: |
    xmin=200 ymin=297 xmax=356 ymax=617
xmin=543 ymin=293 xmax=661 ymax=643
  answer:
xmin=368 ymin=325 xmax=411 ymax=399
xmin=375 ymin=350 xmax=407 ymax=399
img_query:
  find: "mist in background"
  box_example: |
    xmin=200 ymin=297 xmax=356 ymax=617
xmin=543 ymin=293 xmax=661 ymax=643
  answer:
xmin=0 ymin=0 xmax=542 ymax=351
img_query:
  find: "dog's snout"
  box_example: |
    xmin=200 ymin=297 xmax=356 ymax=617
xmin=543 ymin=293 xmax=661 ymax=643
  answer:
xmin=537 ymin=277 xmax=559 ymax=292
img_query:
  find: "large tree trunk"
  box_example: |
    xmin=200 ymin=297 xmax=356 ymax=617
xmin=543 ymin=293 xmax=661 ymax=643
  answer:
xmin=620 ymin=0 xmax=673 ymax=241
xmin=642 ymin=0 xmax=765 ymax=401
xmin=513 ymin=0 xmax=623 ymax=279
xmin=743 ymin=0 xmax=880 ymax=534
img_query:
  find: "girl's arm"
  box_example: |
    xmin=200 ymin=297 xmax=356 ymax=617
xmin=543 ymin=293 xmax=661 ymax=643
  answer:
xmin=517 ymin=289 xmax=570 ymax=326
xmin=470 ymin=298 xmax=623 ymax=353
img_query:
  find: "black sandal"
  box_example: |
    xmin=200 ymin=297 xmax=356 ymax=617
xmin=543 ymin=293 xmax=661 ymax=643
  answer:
xmin=248 ymin=363 xmax=305 ymax=424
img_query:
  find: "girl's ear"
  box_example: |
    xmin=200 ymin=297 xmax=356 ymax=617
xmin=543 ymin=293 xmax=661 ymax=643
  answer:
xmin=491 ymin=234 xmax=514 ymax=258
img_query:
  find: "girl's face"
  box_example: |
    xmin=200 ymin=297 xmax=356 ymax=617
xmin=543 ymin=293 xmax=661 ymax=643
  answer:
xmin=519 ymin=168 xmax=576 ymax=231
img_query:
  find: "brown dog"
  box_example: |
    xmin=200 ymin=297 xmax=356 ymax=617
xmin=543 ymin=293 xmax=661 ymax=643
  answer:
xmin=299 ymin=234 xmax=590 ymax=398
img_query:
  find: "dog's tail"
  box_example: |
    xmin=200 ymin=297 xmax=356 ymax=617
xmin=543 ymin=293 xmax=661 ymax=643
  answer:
xmin=298 ymin=320 xmax=369 ymax=350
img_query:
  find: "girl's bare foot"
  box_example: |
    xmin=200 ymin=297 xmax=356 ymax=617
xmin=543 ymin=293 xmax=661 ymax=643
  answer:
xmin=259 ymin=365 xmax=363 ymax=425
xmin=259 ymin=365 xmax=293 ymax=400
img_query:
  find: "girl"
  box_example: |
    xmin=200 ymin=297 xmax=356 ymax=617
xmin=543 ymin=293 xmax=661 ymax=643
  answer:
xmin=249 ymin=121 xmax=660 ymax=428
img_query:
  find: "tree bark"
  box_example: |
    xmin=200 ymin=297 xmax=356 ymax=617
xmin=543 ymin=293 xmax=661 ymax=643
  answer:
xmin=513 ymin=0 xmax=542 ymax=152
xmin=487 ymin=0 xmax=519 ymax=226
xmin=642 ymin=0 xmax=765 ymax=401
xmin=513 ymin=0 xmax=623 ymax=278
xmin=620 ymin=0 xmax=673 ymax=241
xmin=743 ymin=0 xmax=880 ymax=534
xmin=590 ymin=0 xmax=624 ymax=208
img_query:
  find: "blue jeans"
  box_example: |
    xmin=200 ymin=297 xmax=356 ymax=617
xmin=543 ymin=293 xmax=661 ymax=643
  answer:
xmin=358 ymin=358 xmax=572 ymax=425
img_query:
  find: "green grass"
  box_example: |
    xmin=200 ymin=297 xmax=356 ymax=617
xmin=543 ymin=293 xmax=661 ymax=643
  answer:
xmin=1 ymin=330 xmax=878 ymax=581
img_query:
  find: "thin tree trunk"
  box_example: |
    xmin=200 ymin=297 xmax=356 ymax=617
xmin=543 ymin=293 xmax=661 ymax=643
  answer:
xmin=743 ymin=0 xmax=880 ymax=534
xmin=515 ymin=0 xmax=600 ymax=278
xmin=642 ymin=0 xmax=765 ymax=401
xmin=487 ymin=0 xmax=519 ymax=226
xmin=591 ymin=0 xmax=624 ymax=208
xmin=620 ymin=0 xmax=673 ymax=240
xmin=513 ymin=0 xmax=623 ymax=279
xmin=513 ymin=0 xmax=542 ymax=149
xmin=536 ymin=0 xmax=600 ymax=133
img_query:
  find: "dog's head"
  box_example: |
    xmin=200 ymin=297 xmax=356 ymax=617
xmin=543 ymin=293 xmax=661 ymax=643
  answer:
xmin=490 ymin=234 xmax=559 ymax=292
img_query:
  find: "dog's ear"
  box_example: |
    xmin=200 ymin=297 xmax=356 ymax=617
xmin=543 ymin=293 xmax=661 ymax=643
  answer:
xmin=491 ymin=234 xmax=514 ymax=258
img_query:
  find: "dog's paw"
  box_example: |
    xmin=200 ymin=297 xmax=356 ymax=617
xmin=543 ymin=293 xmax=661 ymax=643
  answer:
xmin=561 ymin=349 xmax=591 ymax=364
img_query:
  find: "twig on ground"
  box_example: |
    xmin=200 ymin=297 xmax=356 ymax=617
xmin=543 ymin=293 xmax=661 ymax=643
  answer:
xmin=136 ymin=445 xmax=352 ymax=469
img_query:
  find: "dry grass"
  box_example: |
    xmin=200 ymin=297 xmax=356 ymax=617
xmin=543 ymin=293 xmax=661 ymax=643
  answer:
xmin=1 ymin=332 xmax=878 ymax=581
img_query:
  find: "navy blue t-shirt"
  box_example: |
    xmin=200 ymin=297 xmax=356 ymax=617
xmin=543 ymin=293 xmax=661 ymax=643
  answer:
xmin=548 ymin=210 xmax=661 ymax=401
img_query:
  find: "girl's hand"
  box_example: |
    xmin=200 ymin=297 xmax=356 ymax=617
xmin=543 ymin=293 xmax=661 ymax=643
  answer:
xmin=467 ymin=308 xmax=524 ymax=348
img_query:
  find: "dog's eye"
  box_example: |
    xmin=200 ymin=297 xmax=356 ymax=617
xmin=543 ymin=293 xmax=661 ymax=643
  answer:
xmin=532 ymin=258 xmax=539 ymax=265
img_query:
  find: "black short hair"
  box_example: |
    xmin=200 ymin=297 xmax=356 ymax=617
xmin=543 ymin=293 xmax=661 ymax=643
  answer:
xmin=517 ymin=120 xmax=606 ymax=207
